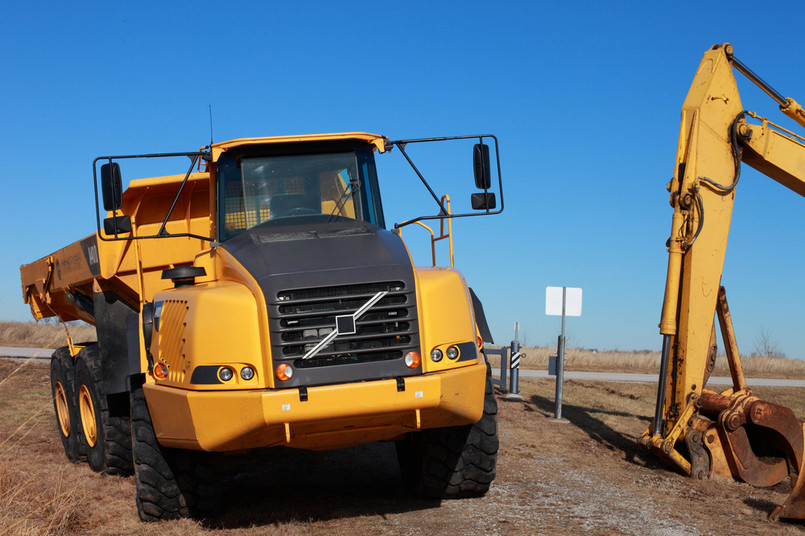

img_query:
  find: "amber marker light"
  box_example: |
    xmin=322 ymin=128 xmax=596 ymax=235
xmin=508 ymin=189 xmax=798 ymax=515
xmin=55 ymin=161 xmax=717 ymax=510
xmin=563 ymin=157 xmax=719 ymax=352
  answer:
xmin=153 ymin=363 xmax=169 ymax=379
xmin=404 ymin=351 xmax=421 ymax=369
xmin=276 ymin=363 xmax=294 ymax=381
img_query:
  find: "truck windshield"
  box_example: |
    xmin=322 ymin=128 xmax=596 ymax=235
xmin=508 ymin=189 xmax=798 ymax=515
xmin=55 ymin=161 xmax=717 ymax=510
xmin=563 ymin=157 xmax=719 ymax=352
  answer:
xmin=217 ymin=149 xmax=384 ymax=241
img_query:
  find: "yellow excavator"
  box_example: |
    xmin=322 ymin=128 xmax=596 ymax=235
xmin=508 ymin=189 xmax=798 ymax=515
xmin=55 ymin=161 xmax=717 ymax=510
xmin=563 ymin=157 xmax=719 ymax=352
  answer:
xmin=638 ymin=43 xmax=805 ymax=520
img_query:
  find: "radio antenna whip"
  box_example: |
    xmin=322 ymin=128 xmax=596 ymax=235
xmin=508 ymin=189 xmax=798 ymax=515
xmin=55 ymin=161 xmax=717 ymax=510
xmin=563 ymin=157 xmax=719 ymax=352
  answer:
xmin=208 ymin=105 xmax=214 ymax=148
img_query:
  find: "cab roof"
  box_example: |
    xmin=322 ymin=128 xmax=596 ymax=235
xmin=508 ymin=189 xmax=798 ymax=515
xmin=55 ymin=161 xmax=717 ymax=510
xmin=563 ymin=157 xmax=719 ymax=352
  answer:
xmin=210 ymin=132 xmax=388 ymax=161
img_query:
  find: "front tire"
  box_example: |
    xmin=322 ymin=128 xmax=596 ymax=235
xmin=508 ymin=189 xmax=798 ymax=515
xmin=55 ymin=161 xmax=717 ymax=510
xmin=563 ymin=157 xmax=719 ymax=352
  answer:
xmin=130 ymin=384 xmax=221 ymax=521
xmin=396 ymin=364 xmax=498 ymax=498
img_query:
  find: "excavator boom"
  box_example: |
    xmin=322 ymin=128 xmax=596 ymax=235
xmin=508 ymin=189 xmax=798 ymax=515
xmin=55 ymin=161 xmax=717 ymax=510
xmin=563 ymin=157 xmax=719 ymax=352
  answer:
xmin=639 ymin=43 xmax=805 ymax=521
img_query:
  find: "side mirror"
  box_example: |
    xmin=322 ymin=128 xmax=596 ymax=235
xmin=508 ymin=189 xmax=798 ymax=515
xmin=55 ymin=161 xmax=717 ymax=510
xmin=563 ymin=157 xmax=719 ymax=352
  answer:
xmin=471 ymin=192 xmax=496 ymax=210
xmin=101 ymin=162 xmax=123 ymax=211
xmin=473 ymin=143 xmax=491 ymax=189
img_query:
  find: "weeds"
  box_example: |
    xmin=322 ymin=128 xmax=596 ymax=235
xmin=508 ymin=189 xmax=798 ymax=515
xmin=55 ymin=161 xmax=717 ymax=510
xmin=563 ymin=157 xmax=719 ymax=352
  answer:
xmin=0 ymin=321 xmax=95 ymax=349
xmin=486 ymin=345 xmax=805 ymax=379
xmin=0 ymin=359 xmax=89 ymax=536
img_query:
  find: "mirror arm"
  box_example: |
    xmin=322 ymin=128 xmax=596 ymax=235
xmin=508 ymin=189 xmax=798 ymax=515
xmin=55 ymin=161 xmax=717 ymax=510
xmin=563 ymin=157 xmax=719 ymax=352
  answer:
xmin=394 ymin=142 xmax=448 ymax=216
xmin=156 ymin=154 xmax=199 ymax=237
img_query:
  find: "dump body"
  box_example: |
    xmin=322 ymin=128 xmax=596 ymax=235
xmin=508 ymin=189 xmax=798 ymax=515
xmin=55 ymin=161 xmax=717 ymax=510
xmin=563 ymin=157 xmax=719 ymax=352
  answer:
xmin=22 ymin=131 xmax=502 ymax=520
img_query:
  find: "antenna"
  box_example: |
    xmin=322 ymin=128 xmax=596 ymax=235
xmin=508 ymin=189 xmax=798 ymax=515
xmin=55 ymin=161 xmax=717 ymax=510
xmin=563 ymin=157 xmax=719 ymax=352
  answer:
xmin=208 ymin=105 xmax=214 ymax=148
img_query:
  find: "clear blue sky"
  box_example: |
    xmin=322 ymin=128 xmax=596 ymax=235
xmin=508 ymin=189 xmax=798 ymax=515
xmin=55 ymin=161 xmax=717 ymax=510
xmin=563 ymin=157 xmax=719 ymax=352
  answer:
xmin=2 ymin=1 xmax=804 ymax=358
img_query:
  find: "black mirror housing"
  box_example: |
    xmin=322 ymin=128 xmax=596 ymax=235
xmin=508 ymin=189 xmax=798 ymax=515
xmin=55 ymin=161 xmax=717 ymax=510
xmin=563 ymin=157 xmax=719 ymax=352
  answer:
xmin=103 ymin=214 xmax=132 ymax=235
xmin=473 ymin=143 xmax=491 ymax=189
xmin=101 ymin=162 xmax=123 ymax=211
xmin=471 ymin=192 xmax=496 ymax=210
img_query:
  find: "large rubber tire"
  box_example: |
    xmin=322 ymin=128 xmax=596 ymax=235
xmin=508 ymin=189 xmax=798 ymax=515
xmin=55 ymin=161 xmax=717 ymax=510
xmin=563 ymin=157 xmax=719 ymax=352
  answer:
xmin=130 ymin=385 xmax=222 ymax=521
xmin=74 ymin=344 xmax=133 ymax=475
xmin=50 ymin=347 xmax=85 ymax=463
xmin=396 ymin=364 xmax=499 ymax=499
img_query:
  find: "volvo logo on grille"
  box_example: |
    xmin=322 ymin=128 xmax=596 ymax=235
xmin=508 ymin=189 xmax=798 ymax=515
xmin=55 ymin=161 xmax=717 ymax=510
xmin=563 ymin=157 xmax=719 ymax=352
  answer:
xmin=302 ymin=290 xmax=388 ymax=360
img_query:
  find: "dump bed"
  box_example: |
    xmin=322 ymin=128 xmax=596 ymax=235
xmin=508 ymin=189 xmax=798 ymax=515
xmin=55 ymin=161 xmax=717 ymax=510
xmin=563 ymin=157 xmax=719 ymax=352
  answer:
xmin=20 ymin=171 xmax=212 ymax=324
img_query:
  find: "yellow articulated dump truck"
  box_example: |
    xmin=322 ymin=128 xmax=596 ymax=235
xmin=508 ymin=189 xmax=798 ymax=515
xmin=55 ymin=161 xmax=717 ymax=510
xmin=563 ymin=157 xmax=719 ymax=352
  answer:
xmin=20 ymin=132 xmax=503 ymax=520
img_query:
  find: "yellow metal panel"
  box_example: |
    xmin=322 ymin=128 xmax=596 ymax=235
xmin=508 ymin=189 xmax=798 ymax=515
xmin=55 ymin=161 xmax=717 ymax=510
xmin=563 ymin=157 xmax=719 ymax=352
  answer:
xmin=151 ymin=281 xmax=265 ymax=390
xmin=414 ymin=267 xmax=480 ymax=373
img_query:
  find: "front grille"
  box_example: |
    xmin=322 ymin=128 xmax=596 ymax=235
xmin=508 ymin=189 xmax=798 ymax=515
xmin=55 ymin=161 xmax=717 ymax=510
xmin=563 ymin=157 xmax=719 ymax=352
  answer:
xmin=269 ymin=280 xmax=418 ymax=368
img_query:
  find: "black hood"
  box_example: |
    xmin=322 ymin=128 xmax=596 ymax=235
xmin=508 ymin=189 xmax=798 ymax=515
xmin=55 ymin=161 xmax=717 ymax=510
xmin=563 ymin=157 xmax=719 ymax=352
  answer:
xmin=221 ymin=219 xmax=421 ymax=387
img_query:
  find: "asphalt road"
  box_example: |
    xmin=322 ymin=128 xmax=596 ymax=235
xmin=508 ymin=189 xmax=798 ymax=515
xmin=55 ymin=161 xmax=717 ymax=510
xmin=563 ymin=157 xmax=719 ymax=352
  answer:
xmin=3 ymin=346 xmax=804 ymax=387
xmin=0 ymin=346 xmax=54 ymax=359
xmin=516 ymin=368 xmax=805 ymax=388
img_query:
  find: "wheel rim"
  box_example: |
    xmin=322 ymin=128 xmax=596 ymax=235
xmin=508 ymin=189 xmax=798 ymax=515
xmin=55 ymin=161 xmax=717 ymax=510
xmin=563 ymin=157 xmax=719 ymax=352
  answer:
xmin=79 ymin=384 xmax=98 ymax=448
xmin=54 ymin=381 xmax=71 ymax=437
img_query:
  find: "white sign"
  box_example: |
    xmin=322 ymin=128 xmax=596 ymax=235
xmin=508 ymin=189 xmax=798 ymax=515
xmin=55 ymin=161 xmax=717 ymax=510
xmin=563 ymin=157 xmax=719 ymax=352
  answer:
xmin=546 ymin=287 xmax=582 ymax=317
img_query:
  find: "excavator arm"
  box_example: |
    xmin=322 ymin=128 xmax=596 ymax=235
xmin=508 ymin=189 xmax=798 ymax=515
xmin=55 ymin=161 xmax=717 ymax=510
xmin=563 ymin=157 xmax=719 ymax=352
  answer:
xmin=638 ymin=43 xmax=805 ymax=520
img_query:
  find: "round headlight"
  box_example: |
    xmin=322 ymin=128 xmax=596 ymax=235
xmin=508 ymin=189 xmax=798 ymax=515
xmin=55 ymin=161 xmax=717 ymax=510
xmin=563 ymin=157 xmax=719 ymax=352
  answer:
xmin=430 ymin=348 xmax=443 ymax=362
xmin=446 ymin=346 xmax=459 ymax=360
xmin=241 ymin=367 xmax=255 ymax=380
xmin=219 ymin=367 xmax=234 ymax=382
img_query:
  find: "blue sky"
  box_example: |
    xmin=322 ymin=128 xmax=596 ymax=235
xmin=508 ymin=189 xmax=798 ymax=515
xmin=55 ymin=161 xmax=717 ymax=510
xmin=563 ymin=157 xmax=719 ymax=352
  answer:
xmin=2 ymin=1 xmax=804 ymax=357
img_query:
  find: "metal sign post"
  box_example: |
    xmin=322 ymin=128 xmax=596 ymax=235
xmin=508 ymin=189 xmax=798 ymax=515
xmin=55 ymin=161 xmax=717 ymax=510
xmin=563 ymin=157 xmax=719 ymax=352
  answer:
xmin=546 ymin=286 xmax=582 ymax=420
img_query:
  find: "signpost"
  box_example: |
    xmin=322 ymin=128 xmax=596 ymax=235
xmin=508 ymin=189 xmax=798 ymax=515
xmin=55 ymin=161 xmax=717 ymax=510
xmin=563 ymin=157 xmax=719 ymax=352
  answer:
xmin=546 ymin=286 xmax=582 ymax=420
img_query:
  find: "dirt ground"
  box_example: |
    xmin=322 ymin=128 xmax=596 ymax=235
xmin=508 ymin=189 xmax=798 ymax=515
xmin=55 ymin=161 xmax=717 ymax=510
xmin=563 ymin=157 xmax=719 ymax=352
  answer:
xmin=2 ymin=358 xmax=805 ymax=536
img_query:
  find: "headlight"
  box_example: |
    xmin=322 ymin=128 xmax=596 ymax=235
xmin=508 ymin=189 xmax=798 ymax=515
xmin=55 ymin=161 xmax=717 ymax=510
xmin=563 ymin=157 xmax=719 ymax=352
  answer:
xmin=219 ymin=367 xmax=234 ymax=382
xmin=430 ymin=348 xmax=443 ymax=362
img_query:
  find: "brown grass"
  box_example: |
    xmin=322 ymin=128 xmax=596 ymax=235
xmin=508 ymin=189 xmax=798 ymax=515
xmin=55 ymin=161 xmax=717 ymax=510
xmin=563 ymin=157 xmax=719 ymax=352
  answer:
xmin=486 ymin=345 xmax=805 ymax=379
xmin=3 ymin=358 xmax=805 ymax=534
xmin=0 ymin=321 xmax=96 ymax=349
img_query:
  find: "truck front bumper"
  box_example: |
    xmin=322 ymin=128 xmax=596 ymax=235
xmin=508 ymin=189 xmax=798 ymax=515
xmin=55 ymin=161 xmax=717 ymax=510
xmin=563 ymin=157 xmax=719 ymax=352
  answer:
xmin=144 ymin=362 xmax=486 ymax=451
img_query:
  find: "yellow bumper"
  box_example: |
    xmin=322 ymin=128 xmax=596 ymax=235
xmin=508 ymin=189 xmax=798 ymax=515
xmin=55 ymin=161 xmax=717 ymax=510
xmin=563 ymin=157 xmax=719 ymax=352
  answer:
xmin=144 ymin=362 xmax=486 ymax=451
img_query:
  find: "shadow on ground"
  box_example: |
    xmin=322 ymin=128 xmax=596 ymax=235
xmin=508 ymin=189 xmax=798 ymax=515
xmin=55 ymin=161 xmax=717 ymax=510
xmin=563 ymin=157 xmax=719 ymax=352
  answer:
xmin=203 ymin=442 xmax=438 ymax=529
xmin=522 ymin=383 xmax=660 ymax=470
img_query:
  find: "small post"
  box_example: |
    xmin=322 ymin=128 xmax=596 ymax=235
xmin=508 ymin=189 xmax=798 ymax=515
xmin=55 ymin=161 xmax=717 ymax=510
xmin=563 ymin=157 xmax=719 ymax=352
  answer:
xmin=499 ymin=345 xmax=508 ymax=392
xmin=511 ymin=322 xmax=521 ymax=394
xmin=505 ymin=322 xmax=523 ymax=400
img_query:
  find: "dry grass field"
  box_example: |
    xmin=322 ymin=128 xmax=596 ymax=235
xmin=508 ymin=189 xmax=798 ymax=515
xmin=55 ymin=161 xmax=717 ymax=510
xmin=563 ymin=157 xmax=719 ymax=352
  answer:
xmin=0 ymin=321 xmax=96 ymax=350
xmin=3 ymin=357 xmax=805 ymax=535
xmin=491 ymin=345 xmax=805 ymax=379
xmin=3 ymin=321 xmax=805 ymax=534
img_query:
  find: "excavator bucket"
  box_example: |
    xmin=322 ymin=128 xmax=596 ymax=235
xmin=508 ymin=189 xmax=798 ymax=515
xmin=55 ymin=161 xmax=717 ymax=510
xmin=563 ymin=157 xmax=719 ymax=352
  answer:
xmin=772 ymin=454 xmax=805 ymax=521
xmin=698 ymin=391 xmax=803 ymax=489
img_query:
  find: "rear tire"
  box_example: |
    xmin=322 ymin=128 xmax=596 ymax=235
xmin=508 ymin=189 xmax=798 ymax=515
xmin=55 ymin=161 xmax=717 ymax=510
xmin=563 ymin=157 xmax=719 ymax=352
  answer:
xmin=50 ymin=347 xmax=84 ymax=463
xmin=130 ymin=384 xmax=221 ymax=521
xmin=74 ymin=344 xmax=133 ymax=475
xmin=396 ymin=364 xmax=498 ymax=498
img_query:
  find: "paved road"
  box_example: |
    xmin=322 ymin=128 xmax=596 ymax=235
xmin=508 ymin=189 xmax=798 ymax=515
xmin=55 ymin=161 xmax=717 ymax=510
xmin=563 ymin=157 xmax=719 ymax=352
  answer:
xmin=2 ymin=347 xmax=804 ymax=388
xmin=0 ymin=346 xmax=54 ymax=359
xmin=517 ymin=369 xmax=805 ymax=388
